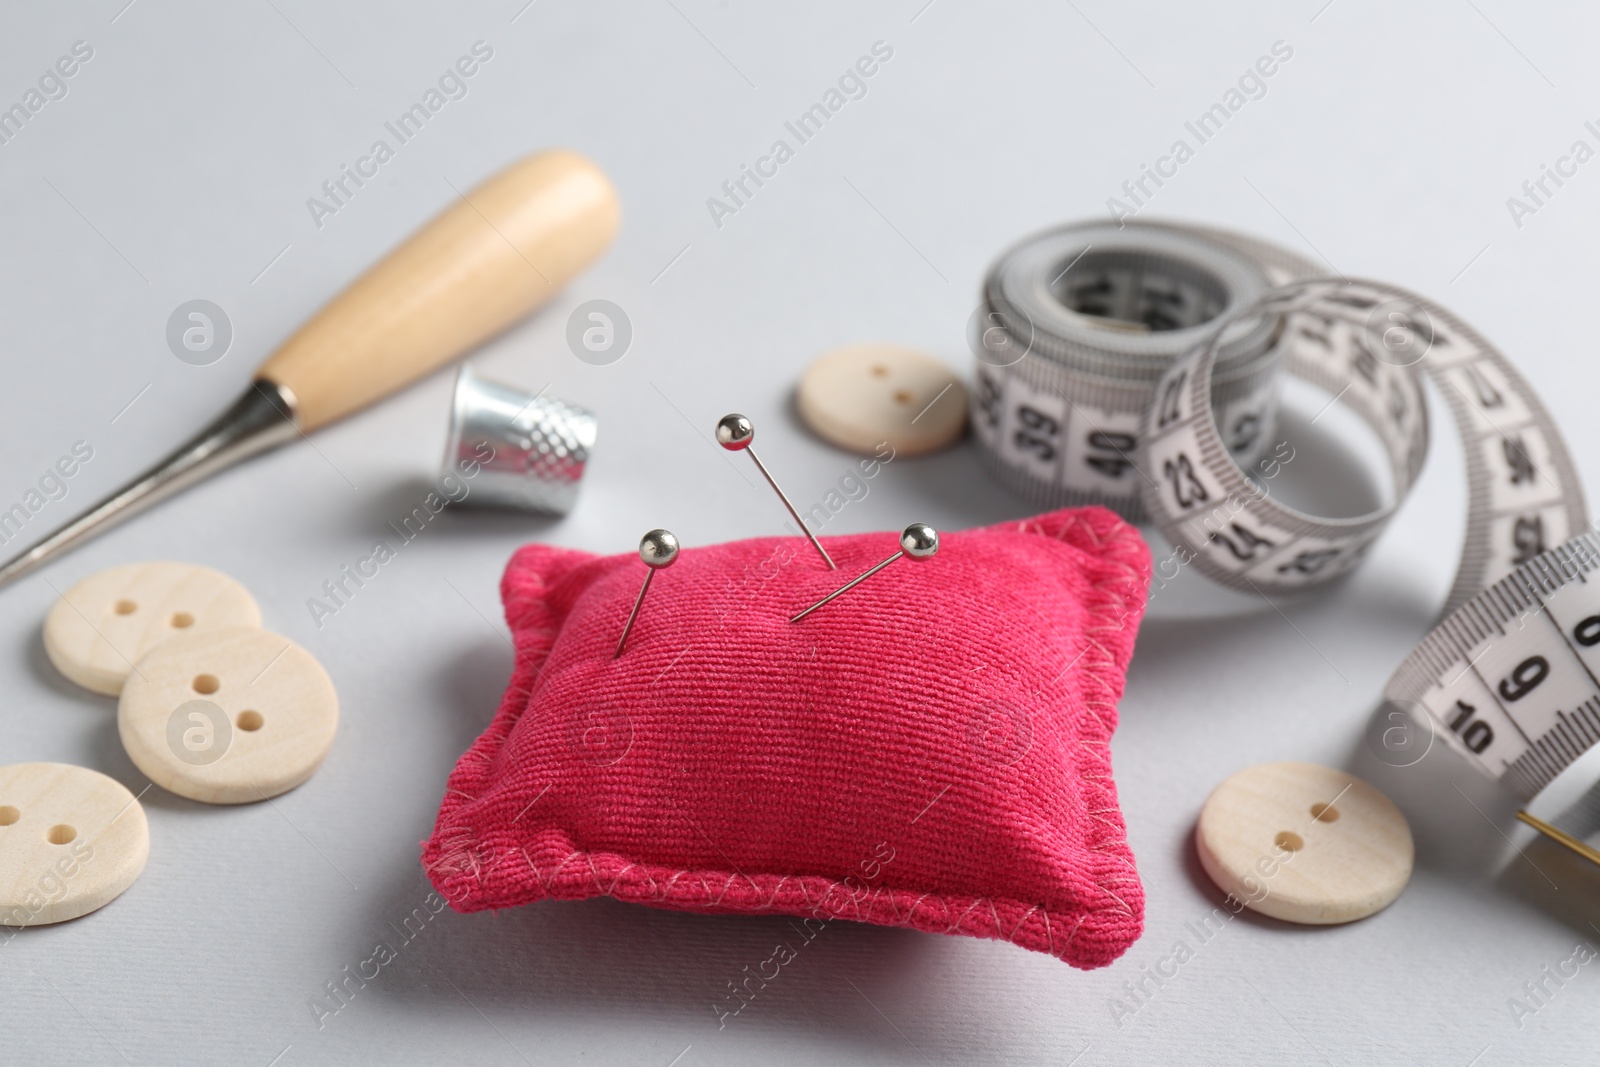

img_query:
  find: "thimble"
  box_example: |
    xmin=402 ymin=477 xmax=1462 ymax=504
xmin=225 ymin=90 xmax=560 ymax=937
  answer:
xmin=442 ymin=365 xmax=598 ymax=515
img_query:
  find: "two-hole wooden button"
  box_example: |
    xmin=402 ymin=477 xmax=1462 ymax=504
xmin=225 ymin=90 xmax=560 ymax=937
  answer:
xmin=118 ymin=628 xmax=338 ymax=804
xmin=0 ymin=763 xmax=149 ymax=925
xmin=44 ymin=562 xmax=261 ymax=695
xmin=1196 ymin=761 xmax=1413 ymax=924
xmin=797 ymin=344 xmax=968 ymax=457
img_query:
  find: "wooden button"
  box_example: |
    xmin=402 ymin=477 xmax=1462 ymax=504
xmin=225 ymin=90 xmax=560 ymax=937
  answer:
xmin=118 ymin=628 xmax=338 ymax=804
xmin=0 ymin=762 xmax=149 ymax=926
xmin=797 ymin=344 xmax=968 ymax=457
xmin=1196 ymin=761 xmax=1413 ymax=925
xmin=45 ymin=562 xmax=262 ymax=695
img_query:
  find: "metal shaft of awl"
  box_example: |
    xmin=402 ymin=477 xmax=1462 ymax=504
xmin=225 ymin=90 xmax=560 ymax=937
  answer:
xmin=0 ymin=381 xmax=299 ymax=590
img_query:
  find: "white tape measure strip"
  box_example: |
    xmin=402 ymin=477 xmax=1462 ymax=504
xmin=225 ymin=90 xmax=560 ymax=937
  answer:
xmin=1139 ymin=276 xmax=1586 ymax=612
xmin=1387 ymin=534 xmax=1600 ymax=801
xmin=975 ymin=223 xmax=1595 ymax=803
xmin=1142 ymin=274 xmax=1592 ymax=800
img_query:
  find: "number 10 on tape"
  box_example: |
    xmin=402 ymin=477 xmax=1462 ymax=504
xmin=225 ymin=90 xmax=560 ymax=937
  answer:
xmin=1394 ymin=538 xmax=1600 ymax=823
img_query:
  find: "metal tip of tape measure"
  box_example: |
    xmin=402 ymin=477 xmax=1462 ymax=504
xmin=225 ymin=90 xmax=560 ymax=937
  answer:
xmin=1516 ymin=810 xmax=1600 ymax=869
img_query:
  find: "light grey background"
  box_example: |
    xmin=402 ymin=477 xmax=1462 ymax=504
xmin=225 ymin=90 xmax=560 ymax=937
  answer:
xmin=2 ymin=1 xmax=1598 ymax=1063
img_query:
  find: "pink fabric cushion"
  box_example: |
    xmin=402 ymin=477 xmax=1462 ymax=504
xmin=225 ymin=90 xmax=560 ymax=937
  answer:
xmin=422 ymin=507 xmax=1151 ymax=968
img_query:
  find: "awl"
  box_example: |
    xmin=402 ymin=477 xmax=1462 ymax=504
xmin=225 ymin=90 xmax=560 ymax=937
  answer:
xmin=0 ymin=149 xmax=620 ymax=590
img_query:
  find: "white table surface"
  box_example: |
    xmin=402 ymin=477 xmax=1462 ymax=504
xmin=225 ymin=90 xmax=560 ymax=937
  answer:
xmin=3 ymin=1 xmax=1598 ymax=1063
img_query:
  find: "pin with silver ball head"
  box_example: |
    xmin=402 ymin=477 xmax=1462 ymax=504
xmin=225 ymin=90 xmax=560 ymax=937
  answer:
xmin=790 ymin=523 xmax=938 ymax=623
xmin=717 ymin=413 xmax=836 ymax=570
xmin=615 ymin=529 xmax=679 ymax=658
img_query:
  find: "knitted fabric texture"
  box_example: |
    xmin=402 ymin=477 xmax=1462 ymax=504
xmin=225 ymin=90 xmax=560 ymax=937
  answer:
xmin=422 ymin=506 xmax=1151 ymax=968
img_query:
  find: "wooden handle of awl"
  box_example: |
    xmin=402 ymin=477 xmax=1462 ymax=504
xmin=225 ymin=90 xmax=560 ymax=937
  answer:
xmin=256 ymin=150 xmax=620 ymax=430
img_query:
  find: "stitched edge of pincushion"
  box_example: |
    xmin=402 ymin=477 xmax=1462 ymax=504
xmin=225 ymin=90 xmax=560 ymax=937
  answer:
xmin=422 ymin=507 xmax=1151 ymax=968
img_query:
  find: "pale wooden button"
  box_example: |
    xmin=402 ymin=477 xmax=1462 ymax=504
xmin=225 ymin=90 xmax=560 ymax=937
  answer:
xmin=45 ymin=562 xmax=262 ymax=695
xmin=1196 ymin=761 xmax=1413 ymax=924
xmin=0 ymin=762 xmax=149 ymax=926
xmin=797 ymin=343 xmax=968 ymax=457
xmin=118 ymin=628 xmax=338 ymax=804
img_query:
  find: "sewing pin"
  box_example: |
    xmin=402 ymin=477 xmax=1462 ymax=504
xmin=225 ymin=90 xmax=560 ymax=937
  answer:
xmin=615 ymin=529 xmax=679 ymax=658
xmin=717 ymin=413 xmax=836 ymax=570
xmin=790 ymin=523 xmax=938 ymax=623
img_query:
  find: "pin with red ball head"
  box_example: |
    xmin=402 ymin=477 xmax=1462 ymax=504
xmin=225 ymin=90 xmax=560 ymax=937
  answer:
xmin=717 ymin=413 xmax=836 ymax=570
xmin=790 ymin=523 xmax=938 ymax=623
xmin=615 ymin=529 xmax=679 ymax=658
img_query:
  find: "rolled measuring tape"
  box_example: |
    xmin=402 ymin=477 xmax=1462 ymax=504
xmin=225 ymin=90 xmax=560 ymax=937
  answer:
xmin=973 ymin=220 xmax=1600 ymax=846
xmin=972 ymin=222 xmax=1296 ymax=520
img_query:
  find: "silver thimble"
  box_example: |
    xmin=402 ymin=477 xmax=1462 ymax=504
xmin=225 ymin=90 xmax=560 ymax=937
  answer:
xmin=442 ymin=364 xmax=597 ymax=515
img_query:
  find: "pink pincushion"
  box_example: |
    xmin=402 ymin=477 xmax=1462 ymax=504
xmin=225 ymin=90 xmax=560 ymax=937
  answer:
xmin=422 ymin=507 xmax=1151 ymax=968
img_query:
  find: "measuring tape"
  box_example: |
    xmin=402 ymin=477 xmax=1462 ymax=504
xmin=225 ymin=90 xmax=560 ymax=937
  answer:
xmin=974 ymin=221 xmax=1598 ymax=812
xmin=974 ymin=222 xmax=1295 ymax=521
xmin=1387 ymin=533 xmax=1600 ymax=803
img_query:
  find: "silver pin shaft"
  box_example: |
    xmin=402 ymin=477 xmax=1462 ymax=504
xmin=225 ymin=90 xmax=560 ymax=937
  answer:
xmin=745 ymin=447 xmax=835 ymax=570
xmin=790 ymin=522 xmax=939 ymax=623
xmin=614 ymin=569 xmax=658 ymax=658
xmin=615 ymin=529 xmax=679 ymax=658
xmin=790 ymin=550 xmax=903 ymax=623
xmin=716 ymin=413 xmax=835 ymax=570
